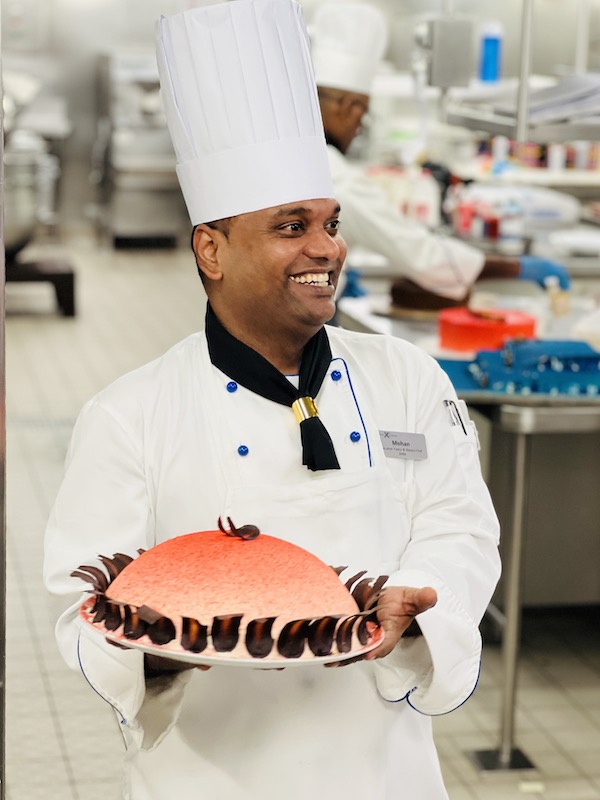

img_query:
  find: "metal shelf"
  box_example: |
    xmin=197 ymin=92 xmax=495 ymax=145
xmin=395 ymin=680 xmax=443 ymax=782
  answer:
xmin=446 ymin=0 xmax=598 ymax=144
xmin=446 ymin=106 xmax=600 ymax=143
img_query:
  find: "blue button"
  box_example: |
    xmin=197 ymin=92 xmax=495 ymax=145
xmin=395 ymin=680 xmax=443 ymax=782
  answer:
xmin=237 ymin=445 xmax=249 ymax=457
xmin=226 ymin=381 xmax=238 ymax=393
xmin=350 ymin=431 xmax=361 ymax=442
xmin=331 ymin=370 xmax=342 ymax=381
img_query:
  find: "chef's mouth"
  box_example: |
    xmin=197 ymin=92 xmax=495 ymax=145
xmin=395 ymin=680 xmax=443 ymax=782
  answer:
xmin=289 ymin=272 xmax=332 ymax=287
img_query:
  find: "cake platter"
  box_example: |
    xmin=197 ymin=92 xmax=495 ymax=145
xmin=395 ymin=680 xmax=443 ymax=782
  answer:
xmin=79 ymin=597 xmax=385 ymax=669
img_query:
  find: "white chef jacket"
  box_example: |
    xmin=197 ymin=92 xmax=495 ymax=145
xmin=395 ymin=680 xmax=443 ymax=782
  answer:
xmin=44 ymin=324 xmax=500 ymax=800
xmin=328 ymin=144 xmax=485 ymax=299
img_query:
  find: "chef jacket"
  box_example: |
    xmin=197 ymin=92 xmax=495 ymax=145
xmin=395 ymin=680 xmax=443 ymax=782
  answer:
xmin=328 ymin=145 xmax=485 ymax=300
xmin=44 ymin=324 xmax=500 ymax=800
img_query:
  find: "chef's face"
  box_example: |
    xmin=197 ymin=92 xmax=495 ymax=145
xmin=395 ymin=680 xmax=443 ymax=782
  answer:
xmin=202 ymin=198 xmax=346 ymax=344
xmin=319 ymin=89 xmax=370 ymax=154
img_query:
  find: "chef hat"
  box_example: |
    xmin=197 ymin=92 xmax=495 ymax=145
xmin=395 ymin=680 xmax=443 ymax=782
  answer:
xmin=156 ymin=0 xmax=334 ymax=225
xmin=311 ymin=2 xmax=388 ymax=96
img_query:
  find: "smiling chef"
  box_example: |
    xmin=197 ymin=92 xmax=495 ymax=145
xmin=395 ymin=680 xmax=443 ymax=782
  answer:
xmin=43 ymin=0 xmax=501 ymax=798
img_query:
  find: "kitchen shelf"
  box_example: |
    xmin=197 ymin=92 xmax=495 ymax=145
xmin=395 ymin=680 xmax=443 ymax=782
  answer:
xmin=446 ymin=106 xmax=600 ymax=144
xmin=445 ymin=0 xmax=599 ymax=145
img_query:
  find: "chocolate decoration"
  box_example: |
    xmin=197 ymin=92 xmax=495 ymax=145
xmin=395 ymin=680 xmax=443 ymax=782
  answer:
xmin=147 ymin=616 xmax=176 ymax=645
xmin=104 ymin=602 xmax=124 ymax=632
xmin=344 ymin=570 xmax=368 ymax=592
xmin=352 ymin=579 xmax=384 ymax=610
xmin=245 ymin=617 xmax=276 ymax=658
xmin=331 ymin=566 xmax=347 ymax=576
xmin=217 ymin=517 xmax=260 ymax=541
xmin=351 ymin=578 xmax=378 ymax=611
xmin=123 ymin=606 xmax=148 ymax=640
xmin=335 ymin=615 xmax=358 ymax=653
xmin=137 ymin=605 xmax=164 ymax=624
xmin=181 ymin=617 xmax=208 ymax=653
xmin=92 ymin=596 xmax=107 ymax=624
xmin=211 ymin=615 xmax=242 ymax=652
xmin=99 ymin=553 xmax=133 ymax=581
xmin=307 ymin=616 xmax=340 ymax=656
xmin=276 ymin=619 xmax=311 ymax=658
xmin=71 ymin=566 xmax=109 ymax=593
xmin=356 ymin=616 xmax=371 ymax=646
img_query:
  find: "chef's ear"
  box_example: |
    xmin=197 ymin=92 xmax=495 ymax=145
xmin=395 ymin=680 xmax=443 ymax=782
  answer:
xmin=192 ymin=224 xmax=224 ymax=281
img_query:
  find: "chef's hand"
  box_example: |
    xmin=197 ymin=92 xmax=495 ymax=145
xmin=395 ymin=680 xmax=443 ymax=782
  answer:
xmin=144 ymin=653 xmax=211 ymax=676
xmin=518 ymin=255 xmax=571 ymax=290
xmin=325 ymin=585 xmax=437 ymax=668
xmin=364 ymin=585 xmax=437 ymax=661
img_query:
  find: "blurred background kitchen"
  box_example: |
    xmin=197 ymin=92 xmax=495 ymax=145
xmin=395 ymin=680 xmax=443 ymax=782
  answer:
xmin=2 ymin=0 xmax=600 ymax=798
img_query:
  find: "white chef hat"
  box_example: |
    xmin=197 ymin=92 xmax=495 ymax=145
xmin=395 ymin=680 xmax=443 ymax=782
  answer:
xmin=311 ymin=2 xmax=388 ymax=96
xmin=156 ymin=0 xmax=334 ymax=225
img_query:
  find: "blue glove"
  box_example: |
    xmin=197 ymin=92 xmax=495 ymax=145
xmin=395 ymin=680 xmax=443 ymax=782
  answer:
xmin=518 ymin=255 xmax=571 ymax=290
xmin=340 ymin=266 xmax=368 ymax=298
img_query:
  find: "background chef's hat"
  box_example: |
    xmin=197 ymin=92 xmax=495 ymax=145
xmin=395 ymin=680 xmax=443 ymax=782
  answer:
xmin=311 ymin=2 xmax=388 ymax=95
xmin=156 ymin=0 xmax=334 ymax=225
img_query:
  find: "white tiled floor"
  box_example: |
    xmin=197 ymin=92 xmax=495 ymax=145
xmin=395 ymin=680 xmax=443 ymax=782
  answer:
xmin=4 ymin=230 xmax=600 ymax=799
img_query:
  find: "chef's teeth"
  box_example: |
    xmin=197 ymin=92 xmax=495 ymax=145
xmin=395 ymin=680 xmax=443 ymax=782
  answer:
xmin=290 ymin=273 xmax=329 ymax=285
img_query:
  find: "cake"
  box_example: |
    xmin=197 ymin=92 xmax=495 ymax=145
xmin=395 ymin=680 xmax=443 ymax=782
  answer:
xmin=439 ymin=307 xmax=536 ymax=352
xmin=390 ymin=277 xmax=468 ymax=315
xmin=74 ymin=518 xmax=384 ymax=662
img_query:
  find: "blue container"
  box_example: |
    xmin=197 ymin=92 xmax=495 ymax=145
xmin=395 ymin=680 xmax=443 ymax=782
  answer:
xmin=479 ymin=23 xmax=502 ymax=82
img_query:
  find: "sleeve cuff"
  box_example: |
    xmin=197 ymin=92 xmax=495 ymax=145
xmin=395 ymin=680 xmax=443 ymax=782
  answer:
xmin=77 ymin=624 xmax=192 ymax=750
xmin=373 ymin=569 xmax=482 ymax=714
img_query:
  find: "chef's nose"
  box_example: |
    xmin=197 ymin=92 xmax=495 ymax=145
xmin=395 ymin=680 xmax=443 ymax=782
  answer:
xmin=304 ymin=227 xmax=342 ymax=261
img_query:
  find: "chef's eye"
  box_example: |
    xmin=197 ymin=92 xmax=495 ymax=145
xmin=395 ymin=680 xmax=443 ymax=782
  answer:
xmin=326 ymin=219 xmax=341 ymax=235
xmin=279 ymin=221 xmax=304 ymax=233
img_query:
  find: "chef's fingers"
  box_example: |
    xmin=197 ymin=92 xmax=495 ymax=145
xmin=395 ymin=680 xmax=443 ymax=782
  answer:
xmin=107 ymin=639 xmax=129 ymax=650
xmin=365 ymin=586 xmax=437 ymax=660
xmin=324 ymin=653 xmax=366 ymax=669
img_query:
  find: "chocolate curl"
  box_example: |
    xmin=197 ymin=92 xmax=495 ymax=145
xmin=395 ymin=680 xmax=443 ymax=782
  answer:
xmin=147 ymin=616 xmax=176 ymax=646
xmin=98 ymin=553 xmax=134 ymax=581
xmin=212 ymin=615 xmax=242 ymax=652
xmin=71 ymin=565 xmax=109 ymax=594
xmin=218 ymin=517 xmax=260 ymax=541
xmin=307 ymin=616 xmax=341 ymax=657
xmin=137 ymin=605 xmax=164 ymax=624
xmin=344 ymin=570 xmax=368 ymax=592
xmin=181 ymin=617 xmax=208 ymax=653
xmin=277 ymin=619 xmax=312 ymax=658
xmin=351 ymin=575 xmax=389 ymax=611
xmin=245 ymin=617 xmax=276 ymax=658
xmin=123 ymin=606 xmax=149 ymax=640
xmin=103 ymin=602 xmax=124 ymax=632
xmin=92 ymin=595 xmax=108 ymax=624
xmin=336 ymin=614 xmax=359 ymax=653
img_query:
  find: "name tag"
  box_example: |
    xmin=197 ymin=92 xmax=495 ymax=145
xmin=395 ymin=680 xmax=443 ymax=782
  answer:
xmin=379 ymin=431 xmax=428 ymax=460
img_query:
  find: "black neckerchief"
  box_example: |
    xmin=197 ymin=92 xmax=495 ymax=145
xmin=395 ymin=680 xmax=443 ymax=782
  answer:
xmin=205 ymin=303 xmax=340 ymax=472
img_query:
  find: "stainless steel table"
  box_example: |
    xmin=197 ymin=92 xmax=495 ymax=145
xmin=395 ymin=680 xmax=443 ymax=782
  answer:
xmin=472 ymin=403 xmax=600 ymax=771
xmin=336 ymin=296 xmax=600 ymax=772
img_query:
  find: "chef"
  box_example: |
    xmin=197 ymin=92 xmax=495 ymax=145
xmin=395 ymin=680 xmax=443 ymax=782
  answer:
xmin=312 ymin=2 xmax=571 ymax=301
xmin=44 ymin=1 xmax=501 ymax=798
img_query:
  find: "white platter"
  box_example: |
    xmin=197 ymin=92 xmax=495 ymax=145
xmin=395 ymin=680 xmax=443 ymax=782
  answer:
xmin=80 ymin=599 xmax=384 ymax=669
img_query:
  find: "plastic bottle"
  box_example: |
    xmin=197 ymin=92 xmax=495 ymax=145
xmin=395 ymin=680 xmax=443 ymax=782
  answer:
xmin=500 ymin=196 xmax=525 ymax=243
xmin=479 ymin=23 xmax=503 ymax=82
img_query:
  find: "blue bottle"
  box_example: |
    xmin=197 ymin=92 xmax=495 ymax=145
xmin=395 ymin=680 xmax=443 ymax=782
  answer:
xmin=479 ymin=22 xmax=503 ymax=82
